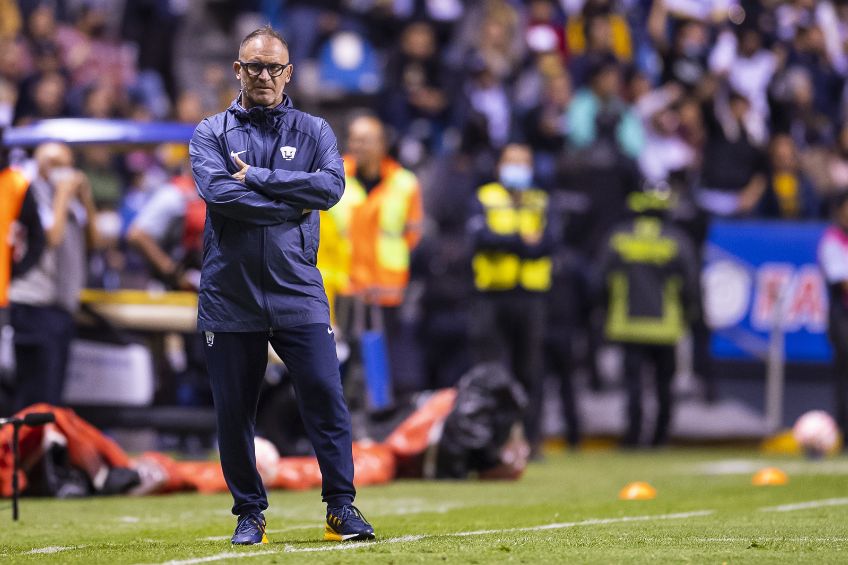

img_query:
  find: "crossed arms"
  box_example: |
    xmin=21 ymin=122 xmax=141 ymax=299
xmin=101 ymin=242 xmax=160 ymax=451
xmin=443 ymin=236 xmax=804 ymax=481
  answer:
xmin=189 ymin=118 xmax=345 ymax=225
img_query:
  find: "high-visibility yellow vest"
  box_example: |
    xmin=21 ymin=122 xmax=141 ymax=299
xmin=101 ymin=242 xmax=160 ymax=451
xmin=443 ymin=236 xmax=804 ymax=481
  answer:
xmin=604 ymin=217 xmax=686 ymax=345
xmin=318 ymin=157 xmax=422 ymax=307
xmin=0 ymin=168 xmax=30 ymax=307
xmin=472 ymin=182 xmax=552 ymax=292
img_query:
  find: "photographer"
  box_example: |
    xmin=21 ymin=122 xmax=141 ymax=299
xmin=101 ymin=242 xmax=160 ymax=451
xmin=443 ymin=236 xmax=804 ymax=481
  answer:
xmin=9 ymin=142 xmax=99 ymax=410
xmin=0 ymin=132 xmax=45 ymax=406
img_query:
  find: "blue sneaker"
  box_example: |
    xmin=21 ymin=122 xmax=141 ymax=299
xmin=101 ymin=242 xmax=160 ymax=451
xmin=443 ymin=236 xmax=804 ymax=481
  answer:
xmin=231 ymin=513 xmax=269 ymax=545
xmin=324 ymin=505 xmax=375 ymax=541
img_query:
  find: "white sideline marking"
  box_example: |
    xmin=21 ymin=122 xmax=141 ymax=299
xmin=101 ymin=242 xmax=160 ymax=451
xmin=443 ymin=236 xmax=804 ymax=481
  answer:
xmin=120 ymin=516 xmax=141 ymax=523
xmin=693 ymin=459 xmax=848 ymax=476
xmin=155 ymin=551 xmax=276 ymax=564
xmin=25 ymin=545 xmax=84 ymax=555
xmin=147 ymin=510 xmax=713 ymax=564
xmin=283 ymin=535 xmax=426 ymax=553
xmin=697 ymin=537 xmax=848 ymax=543
xmin=760 ymin=498 xmax=848 ymax=513
xmin=452 ymin=510 xmax=715 ymax=536
xmin=198 ymin=524 xmax=315 ymax=541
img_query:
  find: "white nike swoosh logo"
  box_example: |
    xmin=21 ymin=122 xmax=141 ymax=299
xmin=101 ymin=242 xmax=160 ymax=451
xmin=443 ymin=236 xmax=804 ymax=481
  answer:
xmin=230 ymin=150 xmax=248 ymax=159
xmin=327 ymin=327 xmax=334 ymax=335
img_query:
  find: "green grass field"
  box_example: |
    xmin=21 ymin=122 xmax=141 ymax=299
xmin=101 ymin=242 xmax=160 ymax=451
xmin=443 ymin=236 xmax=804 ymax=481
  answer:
xmin=1 ymin=448 xmax=848 ymax=564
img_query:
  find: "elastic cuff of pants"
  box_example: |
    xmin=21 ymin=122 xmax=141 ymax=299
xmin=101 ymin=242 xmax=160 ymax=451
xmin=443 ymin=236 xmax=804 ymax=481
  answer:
xmin=232 ymin=504 xmax=267 ymax=517
xmin=323 ymin=495 xmax=354 ymax=508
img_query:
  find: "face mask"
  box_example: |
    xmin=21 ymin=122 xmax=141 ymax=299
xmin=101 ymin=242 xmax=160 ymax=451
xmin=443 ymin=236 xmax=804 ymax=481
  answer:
xmin=47 ymin=166 xmax=75 ymax=186
xmin=499 ymin=163 xmax=533 ymax=190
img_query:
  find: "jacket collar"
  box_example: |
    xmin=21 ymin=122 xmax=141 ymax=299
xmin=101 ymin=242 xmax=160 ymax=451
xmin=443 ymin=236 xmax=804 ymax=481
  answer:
xmin=228 ymin=92 xmax=292 ymax=131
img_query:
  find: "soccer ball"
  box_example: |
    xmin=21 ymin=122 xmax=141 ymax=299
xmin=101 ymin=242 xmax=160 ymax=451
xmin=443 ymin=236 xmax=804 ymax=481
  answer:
xmin=254 ymin=436 xmax=280 ymax=486
xmin=792 ymin=410 xmax=841 ymax=457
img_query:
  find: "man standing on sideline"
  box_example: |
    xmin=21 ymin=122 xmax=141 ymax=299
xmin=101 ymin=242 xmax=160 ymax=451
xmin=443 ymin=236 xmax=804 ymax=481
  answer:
xmin=320 ymin=115 xmax=422 ymax=395
xmin=467 ymin=143 xmax=554 ymax=456
xmin=0 ymin=130 xmax=45 ymax=405
xmin=597 ymin=187 xmax=699 ymax=447
xmin=188 ymin=26 xmax=374 ymax=545
xmin=9 ymin=142 xmax=97 ymax=411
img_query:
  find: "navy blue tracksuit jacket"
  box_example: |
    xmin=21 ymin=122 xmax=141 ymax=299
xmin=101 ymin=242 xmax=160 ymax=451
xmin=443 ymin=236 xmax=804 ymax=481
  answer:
xmin=189 ymin=95 xmax=344 ymax=331
xmin=189 ymin=95 xmax=355 ymax=516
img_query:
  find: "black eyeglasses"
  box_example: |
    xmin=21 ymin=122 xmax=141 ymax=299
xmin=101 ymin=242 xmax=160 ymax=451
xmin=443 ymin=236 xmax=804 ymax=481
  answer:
xmin=238 ymin=61 xmax=291 ymax=78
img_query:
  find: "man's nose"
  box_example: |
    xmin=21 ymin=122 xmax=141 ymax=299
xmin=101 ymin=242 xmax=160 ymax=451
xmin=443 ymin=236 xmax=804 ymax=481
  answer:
xmin=258 ymin=68 xmax=272 ymax=81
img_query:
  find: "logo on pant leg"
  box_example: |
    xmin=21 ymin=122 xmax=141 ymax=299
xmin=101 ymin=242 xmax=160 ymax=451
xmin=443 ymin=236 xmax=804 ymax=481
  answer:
xmin=205 ymin=331 xmax=215 ymax=347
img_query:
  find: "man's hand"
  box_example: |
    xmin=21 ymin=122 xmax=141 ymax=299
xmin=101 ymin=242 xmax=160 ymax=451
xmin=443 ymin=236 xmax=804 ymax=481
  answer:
xmin=77 ymin=173 xmax=95 ymax=208
xmin=232 ymin=152 xmax=250 ymax=182
xmin=52 ymin=169 xmax=80 ymax=201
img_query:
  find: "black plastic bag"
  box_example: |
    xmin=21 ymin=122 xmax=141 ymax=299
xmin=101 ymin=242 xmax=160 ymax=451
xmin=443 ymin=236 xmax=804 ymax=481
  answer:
xmin=435 ymin=362 xmax=527 ymax=479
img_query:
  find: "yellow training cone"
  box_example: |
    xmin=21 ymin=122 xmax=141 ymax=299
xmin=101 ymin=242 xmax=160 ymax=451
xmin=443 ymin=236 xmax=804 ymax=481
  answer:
xmin=618 ymin=481 xmax=657 ymax=500
xmin=752 ymin=467 xmax=789 ymax=486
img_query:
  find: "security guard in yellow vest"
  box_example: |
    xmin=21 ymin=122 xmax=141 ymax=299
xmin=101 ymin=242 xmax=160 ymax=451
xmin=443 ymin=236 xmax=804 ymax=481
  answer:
xmin=467 ymin=143 xmax=553 ymax=451
xmin=598 ymin=186 xmax=699 ymax=447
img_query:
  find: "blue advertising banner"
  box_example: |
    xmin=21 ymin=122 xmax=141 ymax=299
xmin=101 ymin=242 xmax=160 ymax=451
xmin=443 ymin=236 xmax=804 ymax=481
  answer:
xmin=704 ymin=220 xmax=830 ymax=362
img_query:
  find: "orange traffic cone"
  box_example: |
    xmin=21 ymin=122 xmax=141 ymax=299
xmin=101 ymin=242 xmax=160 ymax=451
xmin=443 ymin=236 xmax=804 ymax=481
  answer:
xmin=618 ymin=481 xmax=657 ymax=500
xmin=752 ymin=467 xmax=789 ymax=486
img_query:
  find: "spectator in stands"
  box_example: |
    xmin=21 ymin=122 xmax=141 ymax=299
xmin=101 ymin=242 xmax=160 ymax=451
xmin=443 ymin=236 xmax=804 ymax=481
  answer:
xmin=567 ymin=58 xmax=643 ymax=161
xmin=9 ymin=142 xmax=99 ymax=410
xmin=458 ymin=1 xmax=523 ymax=84
xmin=381 ymin=20 xmax=449 ymax=162
xmin=13 ymin=71 xmax=68 ymax=124
xmin=567 ymin=0 xmax=633 ymax=86
xmin=126 ymin=160 xmax=203 ymax=292
xmin=520 ymin=71 xmax=571 ymax=186
xmin=696 ymin=83 xmax=768 ymax=217
xmin=788 ymin=24 xmax=843 ymax=120
xmin=648 ymin=1 xmax=710 ymax=92
xmin=770 ymin=64 xmax=835 ymax=150
xmin=460 ymin=55 xmax=513 ymax=150
xmin=467 ymin=143 xmax=554 ymax=455
xmin=758 ymin=134 xmax=820 ymax=219
xmin=709 ymin=25 xmax=777 ymax=127
xmin=524 ymin=0 xmax=566 ymax=59
xmin=597 ymin=187 xmax=700 ymax=447
xmin=637 ymin=82 xmax=696 ymax=184
xmin=817 ymin=191 xmax=848 ymax=444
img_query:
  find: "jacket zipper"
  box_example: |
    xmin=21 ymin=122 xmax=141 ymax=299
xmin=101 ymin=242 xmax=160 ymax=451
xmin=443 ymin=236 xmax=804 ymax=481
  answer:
xmin=258 ymin=122 xmax=273 ymax=334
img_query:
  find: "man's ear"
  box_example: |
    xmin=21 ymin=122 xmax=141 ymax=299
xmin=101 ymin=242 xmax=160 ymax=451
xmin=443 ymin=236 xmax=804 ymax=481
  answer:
xmin=285 ymin=64 xmax=294 ymax=84
xmin=233 ymin=61 xmax=241 ymax=80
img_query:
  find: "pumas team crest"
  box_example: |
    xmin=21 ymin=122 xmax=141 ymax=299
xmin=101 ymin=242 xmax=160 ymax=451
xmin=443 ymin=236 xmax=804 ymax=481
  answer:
xmin=280 ymin=146 xmax=297 ymax=160
xmin=205 ymin=331 xmax=215 ymax=347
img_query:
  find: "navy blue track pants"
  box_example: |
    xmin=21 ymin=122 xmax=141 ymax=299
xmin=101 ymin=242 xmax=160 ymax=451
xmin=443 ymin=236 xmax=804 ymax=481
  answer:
xmin=203 ymin=323 xmax=355 ymax=516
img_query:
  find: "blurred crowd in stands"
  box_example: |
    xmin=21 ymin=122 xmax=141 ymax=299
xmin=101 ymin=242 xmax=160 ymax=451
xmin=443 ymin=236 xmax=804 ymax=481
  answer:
xmin=4 ymin=0 xmax=848 ymax=447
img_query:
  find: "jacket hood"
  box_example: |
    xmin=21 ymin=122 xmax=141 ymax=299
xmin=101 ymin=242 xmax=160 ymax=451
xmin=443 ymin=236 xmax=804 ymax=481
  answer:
xmin=227 ymin=92 xmax=292 ymax=131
